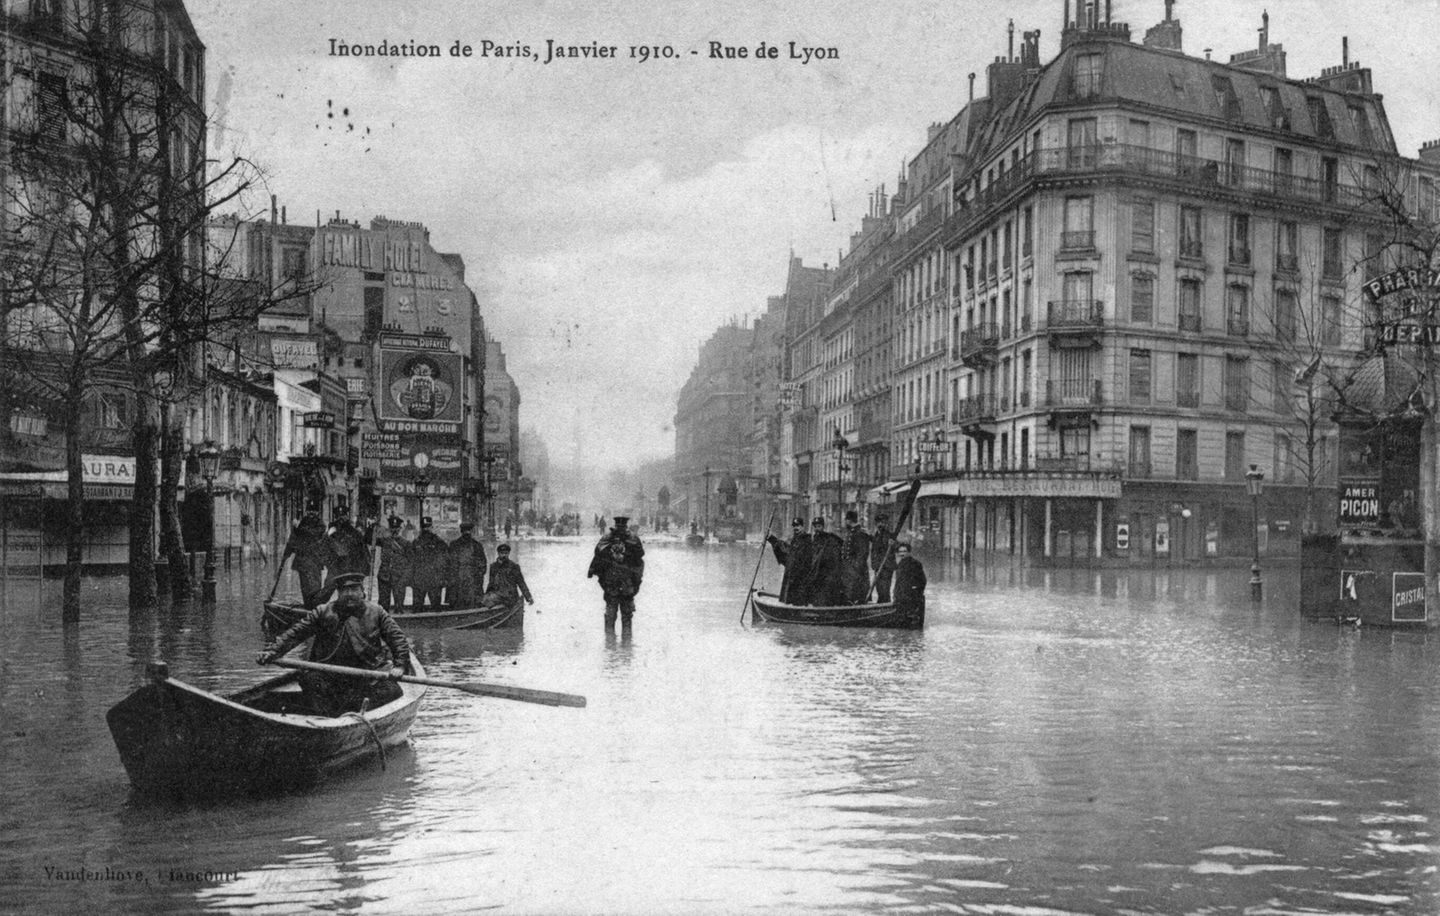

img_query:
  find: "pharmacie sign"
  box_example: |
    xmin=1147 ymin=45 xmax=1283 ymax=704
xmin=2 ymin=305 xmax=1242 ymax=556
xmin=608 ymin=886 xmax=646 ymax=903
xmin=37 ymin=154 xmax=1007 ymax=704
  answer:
xmin=1337 ymin=481 xmax=1380 ymax=527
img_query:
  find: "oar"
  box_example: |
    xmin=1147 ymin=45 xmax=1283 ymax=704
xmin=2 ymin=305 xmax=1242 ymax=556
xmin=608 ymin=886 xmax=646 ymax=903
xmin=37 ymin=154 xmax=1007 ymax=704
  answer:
xmin=266 ymin=558 xmax=287 ymax=601
xmin=741 ymin=504 xmax=781 ymax=625
xmin=272 ymin=657 xmax=586 ymax=708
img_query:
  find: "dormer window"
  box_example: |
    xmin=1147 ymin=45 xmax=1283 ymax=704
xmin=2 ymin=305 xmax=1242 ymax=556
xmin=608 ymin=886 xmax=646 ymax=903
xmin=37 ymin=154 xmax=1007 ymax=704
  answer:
xmin=1073 ymin=53 xmax=1103 ymax=98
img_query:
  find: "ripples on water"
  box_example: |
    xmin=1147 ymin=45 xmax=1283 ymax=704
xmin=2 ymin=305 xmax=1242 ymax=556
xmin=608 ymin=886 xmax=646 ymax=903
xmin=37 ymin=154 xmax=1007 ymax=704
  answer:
xmin=3 ymin=543 xmax=1440 ymax=913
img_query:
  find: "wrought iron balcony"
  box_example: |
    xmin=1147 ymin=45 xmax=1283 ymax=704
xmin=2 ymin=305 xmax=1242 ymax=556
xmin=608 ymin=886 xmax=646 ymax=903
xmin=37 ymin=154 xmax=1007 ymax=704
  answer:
xmin=1045 ymin=379 xmax=1102 ymax=409
xmin=953 ymin=394 xmax=997 ymax=425
xmin=1227 ymin=317 xmax=1249 ymax=337
xmin=1047 ymin=300 xmax=1104 ymax=332
xmin=959 ymin=322 xmax=1000 ymax=366
xmin=1178 ymin=314 xmax=1201 ymax=332
xmin=1177 ymin=391 xmax=1200 ymax=408
xmin=1060 ymin=230 xmax=1095 ymax=251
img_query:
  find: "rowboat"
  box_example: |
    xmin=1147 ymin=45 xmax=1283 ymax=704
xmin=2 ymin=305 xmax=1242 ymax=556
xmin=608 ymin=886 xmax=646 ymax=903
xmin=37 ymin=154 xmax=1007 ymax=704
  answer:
xmin=106 ymin=658 xmax=427 ymax=798
xmin=263 ymin=596 xmax=524 ymax=640
xmin=749 ymin=590 xmax=924 ymax=630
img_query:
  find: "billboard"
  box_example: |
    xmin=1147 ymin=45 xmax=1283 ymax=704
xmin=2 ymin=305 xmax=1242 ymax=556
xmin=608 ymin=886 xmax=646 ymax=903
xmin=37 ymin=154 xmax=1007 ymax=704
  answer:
xmin=378 ymin=347 xmax=463 ymax=428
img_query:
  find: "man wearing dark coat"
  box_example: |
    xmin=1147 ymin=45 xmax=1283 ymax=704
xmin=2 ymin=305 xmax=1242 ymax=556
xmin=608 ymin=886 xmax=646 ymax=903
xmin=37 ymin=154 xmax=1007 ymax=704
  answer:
xmin=892 ymin=542 xmax=927 ymax=616
xmin=481 ymin=543 xmax=534 ymax=607
xmin=256 ymin=572 xmax=413 ymax=716
xmin=587 ymin=516 xmax=645 ymax=630
xmin=282 ymin=510 xmax=334 ymax=608
xmin=447 ymin=521 xmax=487 ymax=606
xmin=869 ymin=512 xmax=898 ymax=603
xmin=805 ymin=517 xmax=846 ymax=606
xmin=409 ymin=517 xmax=450 ymax=608
xmin=766 ymin=518 xmax=812 ymax=605
xmin=375 ymin=516 xmax=410 ymax=609
xmin=839 ymin=510 xmax=873 ymax=604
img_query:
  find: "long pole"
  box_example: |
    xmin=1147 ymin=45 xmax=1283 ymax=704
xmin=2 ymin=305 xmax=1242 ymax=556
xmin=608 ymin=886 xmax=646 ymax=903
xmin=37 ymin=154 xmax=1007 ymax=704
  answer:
xmin=202 ymin=478 xmax=217 ymax=602
xmin=741 ymin=503 xmax=781 ymax=624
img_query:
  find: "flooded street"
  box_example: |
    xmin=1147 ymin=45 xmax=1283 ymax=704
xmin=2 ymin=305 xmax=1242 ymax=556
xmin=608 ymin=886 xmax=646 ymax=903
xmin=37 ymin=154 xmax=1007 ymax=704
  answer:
xmin=2 ymin=538 xmax=1439 ymax=914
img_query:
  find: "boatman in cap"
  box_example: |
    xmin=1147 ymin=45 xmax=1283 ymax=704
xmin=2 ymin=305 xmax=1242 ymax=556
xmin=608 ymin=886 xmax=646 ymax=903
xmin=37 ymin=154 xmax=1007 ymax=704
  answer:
xmin=587 ymin=516 xmax=645 ymax=631
xmin=409 ymin=516 xmax=449 ymax=608
xmin=840 ymin=510 xmax=873 ymax=604
xmin=481 ymin=543 xmax=534 ymax=608
xmin=256 ymin=571 xmax=413 ymax=716
xmin=374 ymin=516 xmax=410 ymax=609
xmin=805 ymin=517 xmax=846 ymax=606
xmin=766 ymin=517 xmax=813 ymax=605
xmin=447 ymin=521 xmax=487 ymax=607
xmin=869 ymin=512 xmax=897 ymax=603
xmin=892 ymin=543 xmax=927 ymax=618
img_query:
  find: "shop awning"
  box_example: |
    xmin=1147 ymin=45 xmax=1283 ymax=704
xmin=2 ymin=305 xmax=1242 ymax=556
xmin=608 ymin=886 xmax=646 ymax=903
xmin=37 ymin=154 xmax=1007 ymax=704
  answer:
xmin=916 ymin=479 xmax=963 ymax=499
xmin=866 ymin=480 xmax=911 ymax=501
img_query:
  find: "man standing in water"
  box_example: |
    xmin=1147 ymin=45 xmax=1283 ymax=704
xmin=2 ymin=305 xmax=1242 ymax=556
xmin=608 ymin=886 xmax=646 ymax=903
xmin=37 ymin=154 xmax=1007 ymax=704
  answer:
xmin=588 ymin=515 xmax=645 ymax=631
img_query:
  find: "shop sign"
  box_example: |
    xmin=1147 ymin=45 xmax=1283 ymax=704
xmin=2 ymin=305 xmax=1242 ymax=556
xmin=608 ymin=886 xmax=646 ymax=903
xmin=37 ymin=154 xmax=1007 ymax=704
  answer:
xmin=82 ymin=455 xmax=135 ymax=484
xmin=379 ymin=347 xmax=463 ymax=424
xmin=1393 ymin=572 xmax=1427 ymax=623
xmin=270 ymin=336 xmax=319 ymax=369
xmin=379 ymin=479 xmax=459 ymax=497
xmin=303 ymin=411 xmax=335 ymax=429
xmin=1115 ymin=522 xmax=1130 ymax=551
xmin=363 ymin=431 xmax=402 ymax=461
xmin=1338 ymin=481 xmax=1380 ymax=527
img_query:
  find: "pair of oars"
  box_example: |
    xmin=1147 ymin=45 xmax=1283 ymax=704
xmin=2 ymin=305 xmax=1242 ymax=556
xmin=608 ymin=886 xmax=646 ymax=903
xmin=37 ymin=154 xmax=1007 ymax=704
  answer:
xmin=273 ymin=658 xmax=586 ymax=708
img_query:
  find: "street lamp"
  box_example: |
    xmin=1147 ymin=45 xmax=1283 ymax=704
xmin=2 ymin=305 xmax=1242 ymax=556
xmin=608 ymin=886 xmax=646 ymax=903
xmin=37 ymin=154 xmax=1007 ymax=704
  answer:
xmin=197 ymin=440 xmax=221 ymax=602
xmin=831 ymin=426 xmax=849 ymax=516
xmin=1246 ymin=463 xmax=1265 ymax=601
xmin=415 ymin=471 xmax=431 ymax=528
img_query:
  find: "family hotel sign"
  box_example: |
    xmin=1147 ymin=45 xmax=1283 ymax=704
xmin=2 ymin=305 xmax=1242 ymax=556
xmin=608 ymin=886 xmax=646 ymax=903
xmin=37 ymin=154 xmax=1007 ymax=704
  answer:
xmin=317 ymin=230 xmax=454 ymax=289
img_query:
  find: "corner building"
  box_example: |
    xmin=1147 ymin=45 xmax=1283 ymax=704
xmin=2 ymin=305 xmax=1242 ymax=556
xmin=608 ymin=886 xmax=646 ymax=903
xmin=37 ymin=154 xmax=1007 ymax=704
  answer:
xmin=928 ymin=3 xmax=1394 ymax=565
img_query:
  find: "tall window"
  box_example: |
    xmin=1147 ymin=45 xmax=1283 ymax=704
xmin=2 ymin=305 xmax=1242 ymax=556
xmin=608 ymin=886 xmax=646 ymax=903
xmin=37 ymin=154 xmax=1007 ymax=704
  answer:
xmin=1225 ymin=355 xmax=1249 ymax=410
xmin=1021 ymin=349 xmax=1032 ymax=405
xmin=1177 ymin=352 xmax=1200 ymax=407
xmin=1310 ymin=98 xmax=1335 ymax=140
xmin=1179 ymin=206 xmax=1203 ymax=259
xmin=1322 ymin=227 xmax=1344 ymax=278
xmin=1131 ymin=274 xmax=1155 ymax=323
xmin=1228 ymin=213 xmax=1251 ymax=265
xmin=1227 ymin=285 xmax=1249 ymax=336
xmin=1129 ymin=426 xmax=1152 ymax=477
xmin=1178 ymin=278 xmax=1202 ymax=331
xmin=1225 ymin=432 xmax=1247 ymax=480
xmin=1275 ymin=289 xmax=1297 ymax=342
xmin=1223 ymin=138 xmax=1246 ymax=185
xmin=1062 ymin=271 xmax=1094 ymax=307
xmin=1060 ymin=425 xmax=1090 ymax=459
xmin=1129 ymin=349 xmax=1152 ymax=403
xmin=36 ymin=72 xmax=68 ymax=143
xmin=1067 ymin=118 xmax=1098 ymax=168
xmin=1275 ymin=432 xmax=1294 ymax=482
xmin=1176 ymin=429 xmax=1199 ymax=480
xmin=1321 ymin=156 xmax=1339 ymax=202
xmin=1131 ymin=199 xmax=1155 ymax=253
xmin=1272 ymin=360 xmax=1291 ymax=414
xmin=1321 ymin=295 xmax=1342 ymax=346
xmin=1022 ymin=207 xmax=1033 ymax=257
xmin=1273 ymin=146 xmax=1294 ymax=191
xmin=1276 ymin=221 xmax=1298 ymax=271
xmin=1063 ymin=196 xmax=1094 ymax=250
xmin=1073 ymin=54 xmax=1103 ymax=98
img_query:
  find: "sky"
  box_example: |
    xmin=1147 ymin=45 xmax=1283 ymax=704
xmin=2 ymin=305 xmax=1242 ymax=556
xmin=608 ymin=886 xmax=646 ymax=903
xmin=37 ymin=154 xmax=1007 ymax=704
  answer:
xmin=186 ymin=0 xmax=1440 ymax=474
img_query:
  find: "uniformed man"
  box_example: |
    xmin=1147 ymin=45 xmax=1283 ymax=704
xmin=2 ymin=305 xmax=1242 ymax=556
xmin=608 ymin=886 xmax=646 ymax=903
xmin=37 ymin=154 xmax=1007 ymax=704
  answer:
xmin=892 ymin=542 xmax=927 ymax=616
xmin=447 ymin=521 xmax=487 ymax=607
xmin=587 ymin=515 xmax=645 ymax=631
xmin=409 ymin=517 xmax=449 ymax=608
xmin=375 ymin=516 xmax=410 ymax=610
xmin=282 ymin=510 xmax=334 ymax=609
xmin=256 ymin=571 xmax=413 ymax=716
xmin=766 ymin=517 xmax=812 ymax=605
xmin=481 ymin=543 xmax=534 ymax=608
xmin=805 ymin=517 xmax=845 ymax=606
xmin=869 ymin=512 xmax=898 ymax=603
xmin=840 ymin=510 xmax=873 ymax=604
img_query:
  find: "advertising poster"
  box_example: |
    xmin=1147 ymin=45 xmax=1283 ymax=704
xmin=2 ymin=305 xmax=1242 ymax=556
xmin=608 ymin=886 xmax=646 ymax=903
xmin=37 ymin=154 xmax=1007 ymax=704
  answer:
xmin=377 ymin=346 xmax=463 ymax=429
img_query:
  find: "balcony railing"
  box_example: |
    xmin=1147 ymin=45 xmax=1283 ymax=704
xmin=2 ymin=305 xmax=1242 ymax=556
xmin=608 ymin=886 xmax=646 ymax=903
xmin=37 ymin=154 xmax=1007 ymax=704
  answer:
xmin=1046 ymin=379 xmax=1102 ymax=408
xmin=1128 ymin=459 xmax=1153 ymax=479
xmin=1177 ymin=391 xmax=1200 ymax=408
xmin=959 ymin=322 xmax=1000 ymax=363
xmin=1179 ymin=313 xmax=1201 ymax=332
xmin=1227 ymin=317 xmax=1249 ymax=337
xmin=1225 ymin=391 xmax=1248 ymax=411
xmin=953 ymin=394 xmax=998 ymax=424
xmin=1276 ymin=253 xmax=1299 ymax=272
xmin=1060 ymin=230 xmax=1095 ymax=250
xmin=1047 ymin=299 xmax=1104 ymax=330
xmin=1034 ymin=453 xmax=1096 ymax=472
xmin=1228 ymin=246 xmax=1252 ymax=267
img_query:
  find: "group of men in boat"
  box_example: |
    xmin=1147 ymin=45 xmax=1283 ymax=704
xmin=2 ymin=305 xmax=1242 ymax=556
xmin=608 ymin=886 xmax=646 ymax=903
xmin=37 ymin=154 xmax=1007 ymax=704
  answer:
xmin=282 ymin=510 xmax=534 ymax=612
xmin=766 ymin=510 xmax=926 ymax=611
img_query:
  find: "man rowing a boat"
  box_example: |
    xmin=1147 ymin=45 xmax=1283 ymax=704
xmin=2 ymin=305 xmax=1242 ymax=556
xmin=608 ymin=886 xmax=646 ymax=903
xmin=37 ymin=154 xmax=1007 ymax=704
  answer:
xmin=256 ymin=571 xmax=414 ymax=715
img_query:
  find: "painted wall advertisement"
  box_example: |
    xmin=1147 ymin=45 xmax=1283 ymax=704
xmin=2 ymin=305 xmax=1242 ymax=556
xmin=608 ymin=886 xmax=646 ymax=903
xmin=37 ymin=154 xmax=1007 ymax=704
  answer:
xmin=378 ymin=347 xmax=463 ymax=431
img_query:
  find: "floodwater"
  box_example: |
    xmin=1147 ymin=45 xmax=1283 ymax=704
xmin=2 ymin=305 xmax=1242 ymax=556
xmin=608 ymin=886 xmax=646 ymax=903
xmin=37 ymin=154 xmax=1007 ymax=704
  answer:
xmin=2 ymin=538 xmax=1439 ymax=914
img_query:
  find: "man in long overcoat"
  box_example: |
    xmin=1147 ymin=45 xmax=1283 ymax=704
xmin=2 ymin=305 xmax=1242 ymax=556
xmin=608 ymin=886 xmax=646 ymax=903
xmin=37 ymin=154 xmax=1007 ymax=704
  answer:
xmin=804 ymin=517 xmax=846 ymax=606
xmin=869 ymin=512 xmax=898 ymax=603
xmin=766 ymin=518 xmax=812 ymax=605
xmin=482 ymin=543 xmax=534 ymax=607
xmin=587 ymin=516 xmax=645 ymax=630
xmin=892 ymin=542 xmax=927 ymax=616
xmin=283 ymin=511 xmax=334 ymax=608
xmin=839 ymin=510 xmax=873 ymax=604
xmin=447 ymin=521 xmax=487 ymax=607
xmin=374 ymin=516 xmax=410 ymax=609
xmin=409 ymin=516 xmax=450 ymax=608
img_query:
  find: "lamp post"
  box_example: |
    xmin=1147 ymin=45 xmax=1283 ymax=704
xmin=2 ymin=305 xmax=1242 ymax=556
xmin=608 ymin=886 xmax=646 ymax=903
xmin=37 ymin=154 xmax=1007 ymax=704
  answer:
xmin=197 ymin=440 xmax=221 ymax=602
xmin=415 ymin=471 xmax=431 ymax=526
xmin=831 ymin=426 xmax=849 ymax=517
xmin=702 ymin=466 xmax=712 ymax=540
xmin=1246 ymin=463 xmax=1265 ymax=601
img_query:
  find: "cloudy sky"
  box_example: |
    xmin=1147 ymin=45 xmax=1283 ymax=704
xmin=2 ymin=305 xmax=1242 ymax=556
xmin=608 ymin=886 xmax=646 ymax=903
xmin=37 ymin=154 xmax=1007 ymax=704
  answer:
xmin=188 ymin=0 xmax=1439 ymax=473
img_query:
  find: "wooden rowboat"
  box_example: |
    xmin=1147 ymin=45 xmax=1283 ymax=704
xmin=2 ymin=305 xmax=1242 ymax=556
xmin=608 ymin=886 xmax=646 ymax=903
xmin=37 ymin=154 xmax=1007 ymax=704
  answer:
xmin=106 ymin=658 xmax=427 ymax=798
xmin=263 ymin=596 xmax=524 ymax=640
xmin=749 ymin=590 xmax=924 ymax=630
